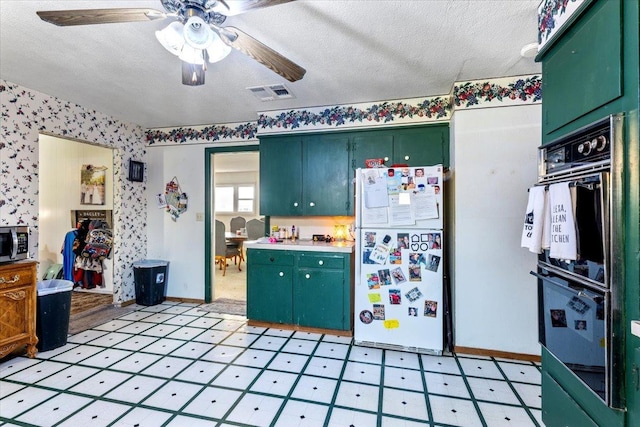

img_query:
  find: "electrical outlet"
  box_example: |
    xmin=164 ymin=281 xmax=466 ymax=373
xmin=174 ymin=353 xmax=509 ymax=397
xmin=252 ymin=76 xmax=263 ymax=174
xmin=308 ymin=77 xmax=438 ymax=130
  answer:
xmin=196 ymin=212 xmax=204 ymax=222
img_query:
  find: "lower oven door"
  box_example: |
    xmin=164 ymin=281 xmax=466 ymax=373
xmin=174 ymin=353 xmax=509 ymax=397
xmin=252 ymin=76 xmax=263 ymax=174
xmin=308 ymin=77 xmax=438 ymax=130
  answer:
xmin=532 ymin=267 xmax=610 ymax=405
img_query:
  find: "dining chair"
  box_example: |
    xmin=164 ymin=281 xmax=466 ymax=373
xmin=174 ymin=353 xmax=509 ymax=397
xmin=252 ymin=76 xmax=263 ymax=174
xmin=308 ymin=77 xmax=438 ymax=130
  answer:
xmin=214 ymin=220 xmax=241 ymax=275
xmin=246 ymin=218 xmax=265 ymax=240
xmin=230 ymin=216 xmax=246 ymax=234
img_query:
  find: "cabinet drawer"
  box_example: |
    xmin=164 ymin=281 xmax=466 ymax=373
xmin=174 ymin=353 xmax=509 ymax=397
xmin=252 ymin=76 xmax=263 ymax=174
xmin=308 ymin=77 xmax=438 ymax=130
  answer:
xmin=0 ymin=265 xmax=35 ymax=290
xmin=298 ymin=254 xmax=345 ymax=269
xmin=248 ymin=250 xmax=294 ymax=266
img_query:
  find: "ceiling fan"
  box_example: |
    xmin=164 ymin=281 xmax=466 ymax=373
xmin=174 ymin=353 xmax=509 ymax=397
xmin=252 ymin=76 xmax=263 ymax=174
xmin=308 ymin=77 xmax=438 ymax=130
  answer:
xmin=36 ymin=0 xmax=306 ymax=86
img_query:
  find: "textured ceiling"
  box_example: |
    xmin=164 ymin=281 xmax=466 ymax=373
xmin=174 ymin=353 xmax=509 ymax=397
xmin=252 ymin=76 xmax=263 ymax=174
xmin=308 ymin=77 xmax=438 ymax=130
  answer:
xmin=0 ymin=0 xmax=541 ymax=129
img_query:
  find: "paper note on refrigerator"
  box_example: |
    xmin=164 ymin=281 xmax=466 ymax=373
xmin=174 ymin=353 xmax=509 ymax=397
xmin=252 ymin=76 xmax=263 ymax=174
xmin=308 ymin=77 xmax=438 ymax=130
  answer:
xmin=363 ymin=174 xmax=389 ymax=208
xmin=412 ymin=186 xmax=439 ymax=220
xmin=389 ymin=195 xmax=415 ymax=225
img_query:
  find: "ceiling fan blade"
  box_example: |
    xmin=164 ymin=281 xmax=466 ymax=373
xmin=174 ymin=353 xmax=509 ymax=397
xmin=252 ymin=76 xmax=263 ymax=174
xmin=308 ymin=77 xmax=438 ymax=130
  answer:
xmin=219 ymin=26 xmax=305 ymax=82
xmin=182 ymin=62 xmax=206 ymax=86
xmin=36 ymin=8 xmax=167 ymax=26
xmin=215 ymin=0 xmax=296 ymax=16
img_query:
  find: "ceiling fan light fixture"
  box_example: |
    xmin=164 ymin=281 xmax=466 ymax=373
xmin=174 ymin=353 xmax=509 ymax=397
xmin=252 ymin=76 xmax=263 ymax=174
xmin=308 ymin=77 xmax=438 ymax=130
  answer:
xmin=183 ymin=16 xmax=214 ymax=49
xmin=155 ymin=21 xmax=184 ymax=56
xmin=206 ymin=34 xmax=232 ymax=63
xmin=179 ymin=44 xmax=205 ymax=65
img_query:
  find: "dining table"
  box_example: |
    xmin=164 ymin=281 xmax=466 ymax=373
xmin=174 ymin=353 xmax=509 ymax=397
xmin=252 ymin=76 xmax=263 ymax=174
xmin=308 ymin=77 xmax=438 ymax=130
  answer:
xmin=225 ymin=232 xmax=248 ymax=262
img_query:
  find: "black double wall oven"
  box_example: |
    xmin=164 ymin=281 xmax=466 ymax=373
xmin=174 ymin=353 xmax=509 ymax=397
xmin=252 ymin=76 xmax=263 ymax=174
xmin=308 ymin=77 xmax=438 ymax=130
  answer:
xmin=532 ymin=113 xmax=624 ymax=408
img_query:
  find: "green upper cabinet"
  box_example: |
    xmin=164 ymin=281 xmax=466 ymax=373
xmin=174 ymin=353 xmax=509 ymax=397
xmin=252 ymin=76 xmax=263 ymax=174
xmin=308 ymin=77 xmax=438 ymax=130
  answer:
xmin=392 ymin=125 xmax=449 ymax=166
xmin=303 ymin=134 xmax=351 ymax=216
xmin=541 ymin=0 xmax=622 ymax=135
xmin=259 ymin=135 xmax=303 ymax=216
xmin=350 ymin=131 xmax=394 ymax=169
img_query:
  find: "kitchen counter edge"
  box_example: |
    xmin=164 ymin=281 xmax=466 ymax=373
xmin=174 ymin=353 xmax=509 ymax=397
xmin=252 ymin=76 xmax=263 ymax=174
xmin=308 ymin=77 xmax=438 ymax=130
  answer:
xmin=244 ymin=240 xmax=355 ymax=253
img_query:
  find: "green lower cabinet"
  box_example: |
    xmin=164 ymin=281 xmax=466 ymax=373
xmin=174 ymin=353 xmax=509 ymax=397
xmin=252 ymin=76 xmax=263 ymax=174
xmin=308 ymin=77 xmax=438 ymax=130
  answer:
xmin=247 ymin=248 xmax=352 ymax=331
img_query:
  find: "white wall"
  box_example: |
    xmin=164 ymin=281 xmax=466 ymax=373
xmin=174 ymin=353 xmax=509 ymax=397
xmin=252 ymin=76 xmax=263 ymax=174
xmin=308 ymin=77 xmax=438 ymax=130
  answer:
xmin=450 ymin=104 xmax=541 ymax=356
xmin=38 ymin=135 xmax=114 ymax=291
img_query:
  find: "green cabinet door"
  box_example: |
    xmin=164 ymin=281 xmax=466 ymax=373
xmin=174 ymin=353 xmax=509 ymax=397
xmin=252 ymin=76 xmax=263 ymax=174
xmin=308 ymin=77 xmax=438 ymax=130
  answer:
xmin=350 ymin=131 xmax=394 ymax=169
xmin=246 ymin=249 xmax=294 ymax=324
xmin=392 ymin=125 xmax=449 ymax=166
xmin=259 ymin=136 xmax=303 ymax=216
xmin=303 ymin=134 xmax=351 ymax=215
xmin=294 ymin=252 xmax=347 ymax=330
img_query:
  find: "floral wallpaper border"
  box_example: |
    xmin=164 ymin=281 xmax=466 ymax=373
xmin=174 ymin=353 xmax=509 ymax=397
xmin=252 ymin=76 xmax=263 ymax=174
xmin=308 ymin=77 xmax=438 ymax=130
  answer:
xmin=538 ymin=0 xmax=585 ymax=49
xmin=145 ymin=74 xmax=542 ymax=143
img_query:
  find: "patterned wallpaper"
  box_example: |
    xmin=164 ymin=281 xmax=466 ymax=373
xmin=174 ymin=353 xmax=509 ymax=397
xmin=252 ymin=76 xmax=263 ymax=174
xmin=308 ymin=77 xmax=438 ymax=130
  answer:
xmin=0 ymin=80 xmax=147 ymax=304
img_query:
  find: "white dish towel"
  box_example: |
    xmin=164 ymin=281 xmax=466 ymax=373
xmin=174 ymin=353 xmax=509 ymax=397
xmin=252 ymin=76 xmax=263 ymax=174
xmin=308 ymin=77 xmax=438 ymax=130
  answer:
xmin=521 ymin=186 xmax=546 ymax=253
xmin=548 ymin=182 xmax=577 ymax=260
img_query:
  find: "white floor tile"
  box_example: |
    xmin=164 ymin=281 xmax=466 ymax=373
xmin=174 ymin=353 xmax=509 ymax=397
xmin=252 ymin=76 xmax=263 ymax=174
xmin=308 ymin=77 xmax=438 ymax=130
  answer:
xmin=381 ymin=415 xmax=430 ymax=426
xmin=5 ymin=360 xmax=70 ymax=383
xmin=478 ymin=401 xmax=539 ymax=426
xmin=186 ymin=316 xmax=222 ymax=329
xmin=0 ymin=380 xmax=24 ymax=398
xmin=92 ymin=319 xmax=133 ymax=331
xmin=35 ymin=365 xmax=100 ymax=390
xmin=87 ymin=332 xmax=135 ymax=347
xmin=382 ymin=387 xmax=429 ymax=420
xmin=273 ymin=400 xmax=329 ymax=427
xmin=110 ymin=407 xmax=173 ymax=427
xmin=163 ymin=314 xmax=199 ymax=326
xmin=165 ymin=414 xmax=219 ymax=426
xmin=384 ymin=366 xmax=424 ymax=392
xmin=109 ymin=352 xmax=163 ymax=373
xmin=55 ymin=398 xmax=131 ymax=427
xmin=497 ymin=361 xmax=542 ymax=385
xmin=68 ymin=370 xmax=132 ymax=396
xmin=210 ymin=365 xmax=261 ymax=389
xmin=264 ymin=328 xmax=295 ymax=338
xmin=512 ymin=382 xmax=542 ymax=409
xmin=342 ymin=361 xmax=382 ymax=385
xmin=225 ymin=392 xmax=284 ymax=427
xmin=349 ymin=345 xmax=384 ymax=364
xmin=221 ymin=331 xmax=261 ymax=347
xmin=250 ymin=369 xmax=298 ymax=396
xmin=117 ymin=311 xmax=155 ymax=321
xmin=466 ymin=377 xmax=521 ymax=405
xmin=251 ymin=335 xmax=288 ymax=351
xmin=50 ymin=345 xmax=106 ymax=364
xmin=112 ymin=334 xmax=159 ymax=351
xmin=326 ymin=407 xmax=378 ymax=427
xmin=384 ymin=350 xmax=421 ymax=370
xmin=201 ymin=344 xmax=244 ymax=363
xmin=174 ymin=360 xmax=226 ymax=384
xmin=0 ymin=357 xmax=41 ymax=378
xmin=141 ymin=380 xmax=205 ymax=411
xmin=79 ymin=348 xmax=133 ymax=368
xmin=211 ymin=319 xmax=246 ymax=331
xmin=322 ymin=334 xmax=353 ymax=345
xmin=166 ymin=326 xmax=207 ymax=341
xmin=169 ymin=341 xmax=213 ymax=359
xmin=0 ymin=386 xmax=58 ymax=418
xmin=421 ymin=354 xmax=462 ymax=375
xmin=334 ymin=381 xmax=380 ymax=412
xmin=67 ymin=329 xmax=109 ymax=344
xmin=141 ymin=312 xmax=177 ymax=323
xmin=140 ymin=323 xmax=181 ymax=337
xmin=104 ymin=375 xmax=167 ymax=403
xmin=304 ymin=356 xmax=345 ymax=378
xmin=314 ymin=342 xmax=350 ymax=359
xmin=429 ymin=395 xmax=483 ymax=427
xmin=140 ymin=337 xmax=185 ymax=354
xmin=182 ymin=386 xmax=242 ymax=419
xmin=141 ymin=356 xmax=194 ymax=378
xmin=282 ymin=338 xmax=319 ymax=355
xmin=423 ymin=371 xmax=470 ymax=398
xmin=458 ymin=357 xmax=505 ymax=380
xmin=292 ymin=331 xmax=323 ymax=341
xmin=267 ymin=352 xmax=310 ymax=373
xmin=192 ymin=328 xmax=231 ymax=344
xmin=291 ymin=375 xmax=338 ymax=404
xmin=14 ymin=392 xmax=92 ymax=427
xmin=161 ymin=305 xmax=194 ymax=315
xmin=233 ymin=348 xmax=277 ymax=368
xmin=115 ymin=321 xmax=157 ymax=335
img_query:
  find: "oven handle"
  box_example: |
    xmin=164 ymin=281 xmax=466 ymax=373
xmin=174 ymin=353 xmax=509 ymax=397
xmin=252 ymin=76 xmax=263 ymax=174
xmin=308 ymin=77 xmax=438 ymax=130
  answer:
xmin=530 ymin=271 xmax=599 ymax=301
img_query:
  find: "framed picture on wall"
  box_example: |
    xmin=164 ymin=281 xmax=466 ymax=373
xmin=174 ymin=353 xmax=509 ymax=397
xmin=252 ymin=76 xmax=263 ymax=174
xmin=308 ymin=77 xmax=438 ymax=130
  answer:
xmin=128 ymin=160 xmax=144 ymax=182
xmin=80 ymin=164 xmax=107 ymax=205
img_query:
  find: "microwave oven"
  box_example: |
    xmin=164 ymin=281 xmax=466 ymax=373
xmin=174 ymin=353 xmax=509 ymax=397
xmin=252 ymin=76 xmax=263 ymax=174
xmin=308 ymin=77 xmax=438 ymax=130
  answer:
xmin=0 ymin=226 xmax=29 ymax=263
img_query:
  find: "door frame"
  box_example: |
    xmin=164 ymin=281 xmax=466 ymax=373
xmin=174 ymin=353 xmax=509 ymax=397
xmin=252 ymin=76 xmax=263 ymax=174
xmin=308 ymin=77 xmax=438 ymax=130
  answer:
xmin=204 ymin=145 xmax=259 ymax=303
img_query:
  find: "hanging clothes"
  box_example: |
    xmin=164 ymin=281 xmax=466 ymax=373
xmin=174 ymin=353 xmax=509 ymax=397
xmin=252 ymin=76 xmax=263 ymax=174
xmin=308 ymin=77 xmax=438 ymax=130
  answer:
xmin=61 ymin=229 xmax=77 ymax=281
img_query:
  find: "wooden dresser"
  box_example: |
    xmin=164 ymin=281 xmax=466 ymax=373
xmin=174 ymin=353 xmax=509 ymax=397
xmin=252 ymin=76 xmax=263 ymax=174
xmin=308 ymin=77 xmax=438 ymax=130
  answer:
xmin=0 ymin=261 xmax=38 ymax=359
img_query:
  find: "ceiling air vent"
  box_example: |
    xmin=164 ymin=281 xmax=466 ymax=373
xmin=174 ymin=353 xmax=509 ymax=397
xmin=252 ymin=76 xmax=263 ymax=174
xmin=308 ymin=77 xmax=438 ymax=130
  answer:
xmin=247 ymin=84 xmax=295 ymax=101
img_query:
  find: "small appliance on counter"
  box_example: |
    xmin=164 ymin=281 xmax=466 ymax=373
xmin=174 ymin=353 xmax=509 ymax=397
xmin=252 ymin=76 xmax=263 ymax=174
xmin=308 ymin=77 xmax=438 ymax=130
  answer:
xmin=0 ymin=225 xmax=29 ymax=263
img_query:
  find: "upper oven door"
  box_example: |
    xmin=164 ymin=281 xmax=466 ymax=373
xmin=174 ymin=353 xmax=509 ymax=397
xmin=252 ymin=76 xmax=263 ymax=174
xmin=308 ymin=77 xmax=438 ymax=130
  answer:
xmin=538 ymin=171 xmax=610 ymax=288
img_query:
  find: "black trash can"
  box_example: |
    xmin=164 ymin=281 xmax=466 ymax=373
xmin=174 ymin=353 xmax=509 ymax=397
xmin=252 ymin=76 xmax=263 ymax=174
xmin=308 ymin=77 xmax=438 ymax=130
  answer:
xmin=133 ymin=260 xmax=169 ymax=306
xmin=36 ymin=279 xmax=73 ymax=351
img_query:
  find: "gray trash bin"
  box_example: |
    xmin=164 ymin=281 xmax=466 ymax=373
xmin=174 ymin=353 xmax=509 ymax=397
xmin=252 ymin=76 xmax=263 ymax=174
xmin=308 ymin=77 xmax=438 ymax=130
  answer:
xmin=36 ymin=279 xmax=73 ymax=351
xmin=133 ymin=260 xmax=169 ymax=306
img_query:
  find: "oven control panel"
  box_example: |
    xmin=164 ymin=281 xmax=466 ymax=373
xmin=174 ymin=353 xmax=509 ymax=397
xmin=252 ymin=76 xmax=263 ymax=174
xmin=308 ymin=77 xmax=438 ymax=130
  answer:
xmin=540 ymin=116 xmax=611 ymax=176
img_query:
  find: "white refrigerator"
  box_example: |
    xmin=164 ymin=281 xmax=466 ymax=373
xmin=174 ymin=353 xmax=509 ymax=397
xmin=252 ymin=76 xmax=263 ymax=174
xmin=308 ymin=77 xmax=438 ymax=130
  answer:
xmin=354 ymin=165 xmax=444 ymax=355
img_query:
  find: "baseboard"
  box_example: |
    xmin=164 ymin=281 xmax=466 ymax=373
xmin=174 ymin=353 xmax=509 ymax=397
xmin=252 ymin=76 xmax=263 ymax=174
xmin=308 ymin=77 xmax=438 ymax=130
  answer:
xmin=247 ymin=320 xmax=353 ymax=337
xmin=454 ymin=346 xmax=541 ymax=363
xmin=165 ymin=296 xmax=206 ymax=305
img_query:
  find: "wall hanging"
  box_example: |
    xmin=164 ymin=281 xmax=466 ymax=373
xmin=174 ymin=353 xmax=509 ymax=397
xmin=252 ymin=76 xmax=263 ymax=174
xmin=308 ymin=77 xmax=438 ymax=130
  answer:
xmin=80 ymin=164 xmax=107 ymax=205
xmin=159 ymin=177 xmax=188 ymax=221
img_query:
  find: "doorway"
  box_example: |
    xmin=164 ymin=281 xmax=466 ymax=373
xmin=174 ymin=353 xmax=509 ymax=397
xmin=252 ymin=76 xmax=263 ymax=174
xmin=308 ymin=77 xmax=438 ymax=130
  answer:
xmin=204 ymin=146 xmax=259 ymax=303
xmin=38 ymin=134 xmax=115 ymax=311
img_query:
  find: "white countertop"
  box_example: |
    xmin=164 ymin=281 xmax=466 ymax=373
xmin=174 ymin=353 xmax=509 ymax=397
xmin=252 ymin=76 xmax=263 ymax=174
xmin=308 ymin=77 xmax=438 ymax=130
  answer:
xmin=244 ymin=238 xmax=355 ymax=253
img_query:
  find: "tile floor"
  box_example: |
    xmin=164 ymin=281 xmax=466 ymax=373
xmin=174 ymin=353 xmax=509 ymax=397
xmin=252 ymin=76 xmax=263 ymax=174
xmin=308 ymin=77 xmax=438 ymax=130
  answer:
xmin=0 ymin=301 xmax=543 ymax=427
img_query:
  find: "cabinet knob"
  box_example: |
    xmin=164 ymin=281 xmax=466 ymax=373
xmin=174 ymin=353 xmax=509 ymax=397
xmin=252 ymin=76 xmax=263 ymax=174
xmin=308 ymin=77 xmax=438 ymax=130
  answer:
xmin=293 ymin=202 xmax=299 ymax=207
xmin=318 ymin=260 xmax=324 ymax=265
xmin=305 ymin=273 xmax=310 ymax=279
xmin=384 ymin=156 xmax=389 ymax=162
xmin=269 ymin=257 xmax=275 ymax=262
xmin=279 ymin=272 xmax=284 ymax=277
xmin=309 ymin=202 xmax=315 ymax=207
xmin=404 ymin=155 xmax=410 ymax=161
